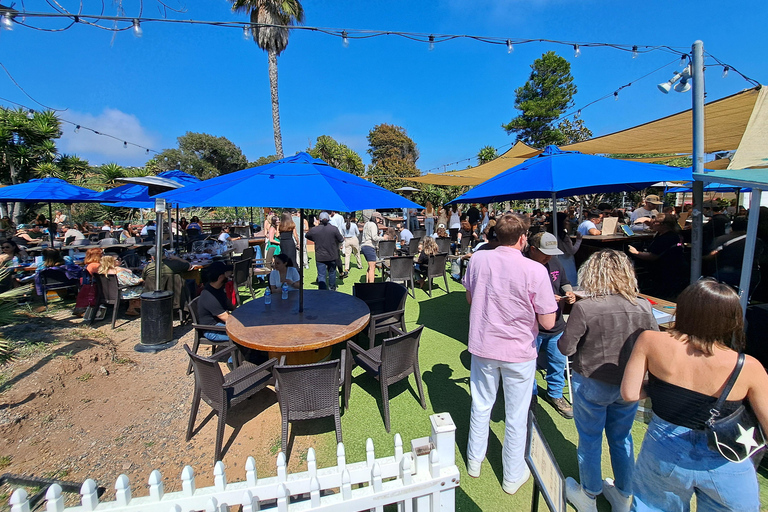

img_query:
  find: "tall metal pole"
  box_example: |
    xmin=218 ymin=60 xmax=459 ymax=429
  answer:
xmin=551 ymin=192 xmax=558 ymax=236
xmin=739 ymin=189 xmax=761 ymax=315
xmin=298 ymin=208 xmax=304 ymax=313
xmin=690 ymin=40 xmax=706 ymax=284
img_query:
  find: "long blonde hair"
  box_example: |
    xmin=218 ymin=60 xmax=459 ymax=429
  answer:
xmin=578 ymin=249 xmax=638 ymax=304
xmin=98 ymin=255 xmax=119 ymax=275
xmin=421 ymin=236 xmax=439 ymax=256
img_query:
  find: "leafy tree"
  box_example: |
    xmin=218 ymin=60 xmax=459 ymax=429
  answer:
xmin=245 ymin=154 xmax=280 ymax=168
xmin=229 ymin=0 xmax=305 ymax=158
xmin=308 ymin=135 xmax=365 ymax=176
xmin=557 ymin=118 xmax=593 ymax=145
xmin=146 ymin=132 xmax=249 ymax=179
xmin=477 ymin=145 xmax=498 ymax=165
xmin=366 ymin=124 xmax=420 ymax=191
xmin=502 ymin=51 xmax=580 ymax=148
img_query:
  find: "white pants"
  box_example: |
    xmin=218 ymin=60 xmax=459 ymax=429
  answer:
xmin=344 ymin=236 xmax=362 ymax=271
xmin=467 ymin=355 xmax=535 ymax=483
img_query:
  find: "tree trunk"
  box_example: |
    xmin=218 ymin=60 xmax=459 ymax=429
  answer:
xmin=8 ymin=161 xmax=22 ymax=224
xmin=268 ymin=49 xmax=284 ymax=159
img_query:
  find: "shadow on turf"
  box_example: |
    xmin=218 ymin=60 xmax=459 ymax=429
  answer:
xmin=415 ymin=291 xmax=469 ymax=344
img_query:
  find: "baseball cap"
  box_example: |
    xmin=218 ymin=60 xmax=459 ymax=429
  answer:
xmin=644 ymin=194 xmax=663 ymax=206
xmin=319 ymin=212 xmax=330 ymax=222
xmin=437 ymin=223 xmax=446 ymax=229
xmin=531 ymin=232 xmax=563 ymax=256
xmin=207 ymin=261 xmax=233 ymax=281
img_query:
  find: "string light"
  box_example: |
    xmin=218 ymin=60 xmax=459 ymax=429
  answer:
xmin=614 ymin=91 xmax=619 ymax=101
xmin=242 ymin=24 xmax=251 ymax=40
xmin=123 ymin=141 xmax=128 ymax=148
xmin=679 ymin=53 xmax=688 ymax=67
xmin=506 ymin=39 xmax=513 ymax=54
xmin=2 ymin=12 xmax=14 ymax=31
xmin=132 ymin=19 xmax=142 ymax=38
xmin=722 ymin=66 xmax=729 ymax=79
xmin=632 ymin=45 xmax=638 ymax=59
xmin=428 ymin=35 xmax=435 ymax=51
xmin=573 ymin=44 xmax=581 ymax=58
xmin=342 ymin=30 xmax=348 ymax=48
xmin=74 ymin=125 xmax=80 ymax=133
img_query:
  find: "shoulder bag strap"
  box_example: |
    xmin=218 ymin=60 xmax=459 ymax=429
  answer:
xmin=707 ymin=353 xmax=745 ymax=426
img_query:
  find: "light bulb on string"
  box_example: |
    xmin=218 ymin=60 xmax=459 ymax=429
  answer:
xmin=2 ymin=12 xmax=14 ymax=30
xmin=74 ymin=125 xmax=80 ymax=133
xmin=614 ymin=91 xmax=619 ymax=101
xmin=342 ymin=30 xmax=349 ymax=48
xmin=679 ymin=54 xmax=688 ymax=67
xmin=123 ymin=141 xmax=128 ymax=149
xmin=242 ymin=25 xmax=251 ymax=40
xmin=632 ymin=45 xmax=638 ymax=59
xmin=573 ymin=44 xmax=581 ymax=58
xmin=722 ymin=66 xmax=729 ymax=79
xmin=428 ymin=35 xmax=435 ymax=51
xmin=132 ymin=19 xmax=142 ymax=38
xmin=576 ymin=110 xmax=582 ymax=118
xmin=506 ymin=39 xmax=513 ymax=54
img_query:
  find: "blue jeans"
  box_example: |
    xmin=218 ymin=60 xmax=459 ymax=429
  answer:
xmin=632 ymin=414 xmax=760 ymax=512
xmin=316 ymin=260 xmax=337 ymax=290
xmin=204 ymin=322 xmax=230 ymax=342
xmin=532 ymin=331 xmax=566 ymax=399
xmin=424 ymin=217 xmax=434 ymax=237
xmin=572 ymin=372 xmax=638 ymax=497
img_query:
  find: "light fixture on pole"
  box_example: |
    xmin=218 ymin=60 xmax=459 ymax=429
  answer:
xmin=657 ymin=66 xmax=692 ymax=94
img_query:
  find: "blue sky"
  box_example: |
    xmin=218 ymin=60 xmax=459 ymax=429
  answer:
xmin=2 ymin=0 xmax=766 ymax=174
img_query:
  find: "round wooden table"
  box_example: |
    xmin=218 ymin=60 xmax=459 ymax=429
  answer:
xmin=227 ymin=289 xmax=370 ymax=364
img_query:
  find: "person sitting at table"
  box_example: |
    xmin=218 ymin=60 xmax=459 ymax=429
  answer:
xmin=142 ymin=247 xmax=194 ymax=306
xmin=397 ymin=223 xmax=414 ymax=247
xmin=217 ymin=225 xmax=241 ymax=244
xmin=34 ymin=248 xmax=83 ymax=297
xmin=269 ymin=253 xmax=300 ymax=293
xmin=81 ymin=221 xmax=95 ymax=233
xmin=457 ymin=216 xmax=478 ymax=245
xmin=558 ymin=249 xmax=658 ymax=512
xmin=83 ymin=247 xmax=103 ymax=275
xmin=0 ymin=216 xmax=15 ymax=238
xmin=98 ymin=255 xmax=143 ymax=316
xmin=197 ymin=261 xmax=235 ymax=342
xmin=62 ymin=224 xmax=85 ymax=242
xmin=35 ymin=214 xmax=48 ymax=228
xmin=577 ymin=210 xmax=602 ymax=236
xmin=53 ymin=210 xmax=67 ymax=224
xmin=415 ymin=236 xmax=439 ymax=288
xmin=140 ymin=220 xmax=156 ymax=237
xmin=628 ymin=213 xmax=687 ymax=300
xmin=101 ymin=219 xmax=114 ymax=231
xmin=431 ymin=224 xmax=450 ymax=240
xmin=0 ymin=240 xmax=27 ymax=268
xmin=186 ymin=216 xmax=202 ymax=232
xmin=117 ymin=223 xmax=134 ymax=242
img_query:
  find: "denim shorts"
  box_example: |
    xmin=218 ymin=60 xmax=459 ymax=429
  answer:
xmin=633 ymin=414 xmax=760 ymax=512
xmin=361 ymin=245 xmax=377 ymax=262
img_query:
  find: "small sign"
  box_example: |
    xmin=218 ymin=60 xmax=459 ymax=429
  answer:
xmin=526 ymin=411 xmax=566 ymax=512
xmin=155 ymin=198 xmax=166 ymax=213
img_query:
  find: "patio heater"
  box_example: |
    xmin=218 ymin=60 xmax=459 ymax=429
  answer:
xmin=116 ymin=177 xmax=184 ymax=352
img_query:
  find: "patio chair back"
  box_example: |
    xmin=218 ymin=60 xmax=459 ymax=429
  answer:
xmin=124 ymin=236 xmax=136 ymax=245
xmin=435 ymin=237 xmax=451 ymax=254
xmin=72 ymin=238 xmax=90 ymax=247
xmin=185 ymin=344 xmax=226 ymax=408
xmin=413 ymin=229 xmax=427 ymax=239
xmin=252 ymin=246 xmax=276 ymax=279
xmin=99 ymin=238 xmax=118 ymax=247
xmin=95 ymin=273 xmax=124 ymax=328
xmin=458 ymin=235 xmax=472 ymax=254
xmin=98 ymin=230 xmax=109 ymax=240
xmin=274 ymin=356 xmax=344 ymax=455
xmin=241 ymin=246 xmax=255 ymax=261
xmin=377 ymin=240 xmax=396 ymax=259
xmin=39 ymin=269 xmax=79 ymax=310
xmin=232 ymin=239 xmax=250 ymax=255
xmin=406 ymin=237 xmax=421 ymax=256
xmin=381 ymin=325 xmax=425 ymax=385
xmin=353 ymin=282 xmax=408 ymax=348
xmin=185 ymin=296 xmax=236 ymax=374
xmin=425 ymin=252 xmax=450 ymax=296
xmin=232 ymin=258 xmax=254 ymax=306
xmin=387 ymin=256 xmax=415 ymax=297
xmin=64 ymin=236 xmax=75 ymax=246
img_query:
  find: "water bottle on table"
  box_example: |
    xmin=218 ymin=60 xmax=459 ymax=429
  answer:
xmin=281 ymin=282 xmax=289 ymax=300
xmin=264 ymin=287 xmax=271 ymax=305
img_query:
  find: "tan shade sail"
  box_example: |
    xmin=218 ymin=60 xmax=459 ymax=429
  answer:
xmin=408 ymin=141 xmax=541 ymax=186
xmin=561 ymin=87 xmax=761 ymax=155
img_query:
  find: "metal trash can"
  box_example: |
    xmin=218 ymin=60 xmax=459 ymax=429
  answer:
xmin=139 ymin=290 xmax=174 ymax=348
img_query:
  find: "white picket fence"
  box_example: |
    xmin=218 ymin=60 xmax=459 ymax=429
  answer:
xmin=9 ymin=413 xmax=458 ymax=512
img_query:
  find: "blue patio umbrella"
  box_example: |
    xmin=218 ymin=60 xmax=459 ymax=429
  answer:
xmin=161 ymin=152 xmax=422 ymax=211
xmin=0 ymin=177 xmax=103 ymax=243
xmin=98 ymin=170 xmax=202 ymax=208
xmin=666 ymin=182 xmax=751 ymax=193
xmin=162 ymin=152 xmax=423 ymax=311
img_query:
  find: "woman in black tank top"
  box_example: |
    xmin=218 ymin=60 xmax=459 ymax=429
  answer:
xmin=621 ymin=279 xmax=768 ymax=512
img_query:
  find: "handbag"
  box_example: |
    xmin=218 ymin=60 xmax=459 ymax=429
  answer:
xmin=705 ymin=353 xmax=766 ymax=463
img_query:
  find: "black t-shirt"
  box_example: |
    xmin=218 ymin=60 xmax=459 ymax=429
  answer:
xmin=467 ymin=206 xmax=481 ymax=225
xmin=198 ymin=283 xmax=233 ymax=326
xmin=537 ymin=256 xmax=570 ymax=334
xmin=306 ymin=224 xmax=343 ymax=262
xmin=647 ymin=231 xmax=682 ymax=258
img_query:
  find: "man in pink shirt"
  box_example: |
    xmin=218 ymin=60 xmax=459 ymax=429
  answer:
xmin=462 ymin=213 xmax=557 ymax=495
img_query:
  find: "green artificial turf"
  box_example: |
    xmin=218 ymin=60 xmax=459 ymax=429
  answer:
xmin=243 ymin=261 xmax=767 ymax=511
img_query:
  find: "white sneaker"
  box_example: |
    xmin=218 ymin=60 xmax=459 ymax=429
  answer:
xmin=466 ymin=459 xmax=482 ymax=478
xmin=502 ymin=466 xmax=531 ymax=495
xmin=565 ymin=477 xmax=597 ymax=512
xmin=603 ymin=478 xmax=632 ymax=512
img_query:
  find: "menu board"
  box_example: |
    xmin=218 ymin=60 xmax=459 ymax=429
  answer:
xmin=526 ymin=411 xmax=566 ymax=512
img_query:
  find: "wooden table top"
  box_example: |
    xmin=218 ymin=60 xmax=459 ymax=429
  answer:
xmin=574 ymin=233 xmax=655 ymax=243
xmin=227 ymin=289 xmax=370 ymax=353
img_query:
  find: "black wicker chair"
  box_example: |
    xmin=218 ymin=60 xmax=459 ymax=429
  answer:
xmin=353 ymin=282 xmax=407 ymax=349
xmin=184 ymin=344 xmax=276 ymax=463
xmin=252 ymin=246 xmax=276 ymax=282
xmin=424 ymin=252 xmax=450 ymax=297
xmin=39 ymin=268 xmax=79 ymax=310
xmin=232 ymin=258 xmax=254 ymax=306
xmin=387 ymin=256 xmax=416 ymax=298
xmin=273 ymin=354 xmax=345 ymax=456
xmin=402 ymin=236 xmax=421 ymax=256
xmin=345 ymin=325 xmax=426 ymax=432
xmin=435 ymin=237 xmax=452 ymax=255
xmin=186 ymin=296 xmax=241 ymax=375
xmin=95 ymin=273 xmax=131 ymax=329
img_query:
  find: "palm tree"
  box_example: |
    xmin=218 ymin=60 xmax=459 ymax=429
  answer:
xmin=230 ymin=0 xmax=305 ymax=158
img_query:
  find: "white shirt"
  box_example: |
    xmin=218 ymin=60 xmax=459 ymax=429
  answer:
xmin=330 ymin=214 xmax=345 ymax=234
xmin=630 ymin=207 xmax=658 ymax=223
xmin=342 ymin=223 xmax=359 ymax=238
xmin=577 ymin=220 xmax=597 ymax=236
xmin=269 ymin=267 xmax=300 ymax=288
xmin=63 ymin=228 xmax=85 ymax=240
xmin=218 ymin=232 xmax=231 ymax=243
xmin=101 ymin=225 xmax=112 ymax=231
xmin=141 ymin=225 xmax=156 ymax=236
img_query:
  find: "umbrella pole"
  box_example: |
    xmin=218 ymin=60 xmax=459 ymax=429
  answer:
xmin=551 ymin=193 xmax=558 ymax=236
xmin=250 ymin=207 xmax=254 ymax=237
xmin=48 ymin=202 xmax=54 ymax=245
xmin=155 ymin=208 xmax=163 ymax=293
xmin=299 ymin=208 xmax=304 ymax=313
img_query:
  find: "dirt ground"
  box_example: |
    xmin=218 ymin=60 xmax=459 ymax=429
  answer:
xmin=0 ymin=303 xmax=324 ymax=508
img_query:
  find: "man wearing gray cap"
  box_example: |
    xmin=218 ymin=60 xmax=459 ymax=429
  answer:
xmin=306 ymin=212 xmax=343 ymax=291
xmin=527 ymin=231 xmax=576 ymax=419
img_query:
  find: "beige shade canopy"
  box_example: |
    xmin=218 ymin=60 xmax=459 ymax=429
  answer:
xmin=409 ymin=86 xmax=764 ymax=187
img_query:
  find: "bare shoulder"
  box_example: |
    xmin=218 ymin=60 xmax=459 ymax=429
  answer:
xmin=636 ymin=329 xmax=673 ymax=352
xmin=744 ymin=354 xmax=768 ymax=379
